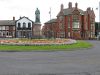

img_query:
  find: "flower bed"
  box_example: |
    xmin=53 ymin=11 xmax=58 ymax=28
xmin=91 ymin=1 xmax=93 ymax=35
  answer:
xmin=0 ymin=38 xmax=77 ymax=46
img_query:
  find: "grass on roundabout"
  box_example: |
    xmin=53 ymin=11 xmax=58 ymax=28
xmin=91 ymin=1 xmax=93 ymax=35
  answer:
xmin=0 ymin=40 xmax=92 ymax=52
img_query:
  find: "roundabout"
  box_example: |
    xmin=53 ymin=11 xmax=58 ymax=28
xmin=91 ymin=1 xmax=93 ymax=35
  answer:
xmin=0 ymin=38 xmax=92 ymax=51
xmin=0 ymin=38 xmax=77 ymax=46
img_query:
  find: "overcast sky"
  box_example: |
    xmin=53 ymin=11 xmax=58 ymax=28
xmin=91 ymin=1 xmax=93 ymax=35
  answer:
xmin=0 ymin=0 xmax=100 ymax=24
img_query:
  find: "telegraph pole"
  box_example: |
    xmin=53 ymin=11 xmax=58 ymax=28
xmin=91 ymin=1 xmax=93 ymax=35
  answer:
xmin=48 ymin=7 xmax=52 ymax=38
xmin=96 ymin=1 xmax=100 ymax=40
xmin=49 ymin=8 xmax=54 ymax=38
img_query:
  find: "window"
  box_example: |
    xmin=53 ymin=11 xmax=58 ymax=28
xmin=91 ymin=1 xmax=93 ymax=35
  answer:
xmin=1 ymin=26 xmax=5 ymax=30
xmin=60 ymin=32 xmax=65 ymax=38
xmin=7 ymin=32 xmax=9 ymax=36
xmin=17 ymin=23 xmax=21 ymax=30
xmin=73 ymin=22 xmax=79 ymax=28
xmin=3 ymin=32 xmax=5 ymax=36
xmin=9 ymin=32 xmax=12 ymax=36
xmin=18 ymin=23 xmax=21 ymax=28
xmin=6 ymin=26 xmax=9 ymax=30
xmin=68 ymin=32 xmax=70 ymax=37
xmin=68 ymin=16 xmax=70 ymax=28
xmin=59 ymin=16 xmax=63 ymax=21
xmin=73 ymin=15 xmax=79 ymax=21
xmin=28 ymin=22 xmax=31 ymax=28
xmin=23 ymin=22 xmax=26 ymax=28
xmin=73 ymin=15 xmax=79 ymax=28
xmin=59 ymin=23 xmax=64 ymax=29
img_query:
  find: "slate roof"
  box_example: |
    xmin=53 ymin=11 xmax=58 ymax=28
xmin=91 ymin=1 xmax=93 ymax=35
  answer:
xmin=16 ymin=16 xmax=34 ymax=23
xmin=45 ymin=19 xmax=57 ymax=24
xmin=57 ymin=8 xmax=84 ymax=16
xmin=0 ymin=20 xmax=15 ymax=26
xmin=0 ymin=16 xmax=35 ymax=26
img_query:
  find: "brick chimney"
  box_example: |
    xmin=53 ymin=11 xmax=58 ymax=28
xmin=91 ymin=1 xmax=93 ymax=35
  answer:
xmin=61 ymin=4 xmax=64 ymax=11
xmin=87 ymin=7 xmax=91 ymax=13
xmin=68 ymin=2 xmax=72 ymax=8
xmin=75 ymin=2 xmax=78 ymax=9
xmin=13 ymin=16 xmax=15 ymax=21
xmin=87 ymin=7 xmax=91 ymax=11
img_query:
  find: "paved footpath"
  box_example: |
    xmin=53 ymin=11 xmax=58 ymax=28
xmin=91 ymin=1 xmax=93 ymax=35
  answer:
xmin=0 ymin=40 xmax=100 ymax=75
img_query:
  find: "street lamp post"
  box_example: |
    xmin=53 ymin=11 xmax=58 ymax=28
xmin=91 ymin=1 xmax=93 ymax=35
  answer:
xmin=96 ymin=1 xmax=100 ymax=40
xmin=99 ymin=2 xmax=100 ymax=35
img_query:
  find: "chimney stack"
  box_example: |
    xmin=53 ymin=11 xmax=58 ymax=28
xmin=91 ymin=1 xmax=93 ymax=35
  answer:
xmin=87 ymin=7 xmax=91 ymax=11
xmin=13 ymin=16 xmax=15 ymax=21
xmin=75 ymin=2 xmax=78 ymax=9
xmin=61 ymin=4 xmax=64 ymax=11
xmin=68 ymin=2 xmax=72 ymax=8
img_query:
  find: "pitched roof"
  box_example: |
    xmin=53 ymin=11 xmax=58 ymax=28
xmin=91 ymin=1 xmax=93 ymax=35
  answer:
xmin=57 ymin=7 xmax=84 ymax=16
xmin=45 ymin=19 xmax=57 ymax=24
xmin=84 ymin=9 xmax=95 ymax=18
xmin=16 ymin=16 xmax=34 ymax=23
xmin=0 ymin=20 xmax=15 ymax=26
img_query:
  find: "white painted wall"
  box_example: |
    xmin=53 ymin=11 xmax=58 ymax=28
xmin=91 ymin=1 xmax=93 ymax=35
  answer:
xmin=16 ymin=17 xmax=33 ymax=28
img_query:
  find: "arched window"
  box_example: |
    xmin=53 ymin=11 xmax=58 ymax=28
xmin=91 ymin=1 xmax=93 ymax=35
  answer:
xmin=23 ymin=22 xmax=26 ymax=28
xmin=28 ymin=22 xmax=31 ymax=28
xmin=18 ymin=23 xmax=21 ymax=28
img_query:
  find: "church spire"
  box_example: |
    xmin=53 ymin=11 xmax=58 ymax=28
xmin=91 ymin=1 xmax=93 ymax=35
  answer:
xmin=35 ymin=8 xmax=40 ymax=23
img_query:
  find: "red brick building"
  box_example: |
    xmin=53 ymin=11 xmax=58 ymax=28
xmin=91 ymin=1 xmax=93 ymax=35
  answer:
xmin=42 ymin=2 xmax=95 ymax=39
xmin=0 ymin=17 xmax=15 ymax=38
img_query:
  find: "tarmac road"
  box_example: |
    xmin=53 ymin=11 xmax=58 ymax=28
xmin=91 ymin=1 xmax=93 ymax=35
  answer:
xmin=0 ymin=40 xmax=100 ymax=75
